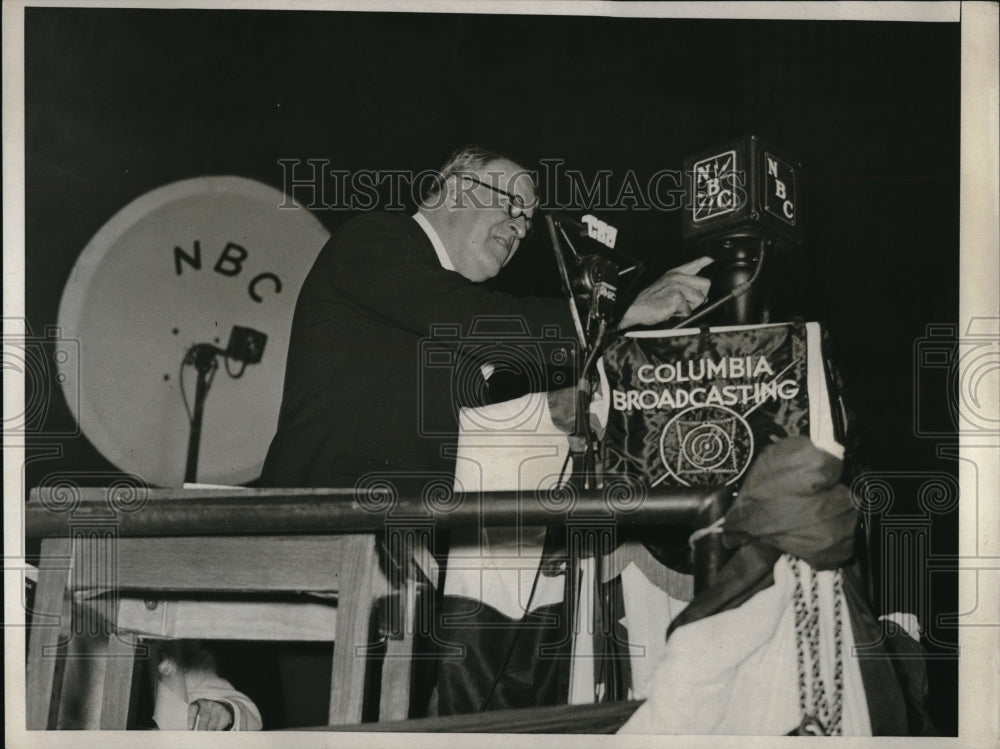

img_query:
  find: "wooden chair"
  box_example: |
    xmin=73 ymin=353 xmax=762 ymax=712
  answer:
xmin=27 ymin=531 xmax=416 ymax=729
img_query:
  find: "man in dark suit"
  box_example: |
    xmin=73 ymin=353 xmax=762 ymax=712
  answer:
xmin=261 ymin=145 xmax=711 ymax=490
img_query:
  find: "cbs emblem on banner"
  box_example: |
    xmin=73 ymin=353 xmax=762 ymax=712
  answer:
xmin=658 ymin=404 xmax=755 ymax=486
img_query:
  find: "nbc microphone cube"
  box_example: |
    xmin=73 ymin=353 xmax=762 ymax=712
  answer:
xmin=682 ymin=135 xmax=802 ymax=252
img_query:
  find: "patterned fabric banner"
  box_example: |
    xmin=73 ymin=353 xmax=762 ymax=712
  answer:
xmin=602 ymin=322 xmax=833 ymax=488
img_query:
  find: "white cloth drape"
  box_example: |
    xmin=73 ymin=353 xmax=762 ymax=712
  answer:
xmin=620 ymin=554 xmax=871 ymax=735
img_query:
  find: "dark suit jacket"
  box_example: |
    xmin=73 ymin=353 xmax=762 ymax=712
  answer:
xmin=260 ymin=211 xmax=574 ymax=489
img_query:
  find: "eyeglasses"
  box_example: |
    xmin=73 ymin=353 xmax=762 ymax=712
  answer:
xmin=461 ymin=175 xmax=535 ymax=233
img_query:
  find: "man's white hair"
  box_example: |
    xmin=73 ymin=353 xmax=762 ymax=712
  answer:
xmin=420 ymin=144 xmax=532 ymax=208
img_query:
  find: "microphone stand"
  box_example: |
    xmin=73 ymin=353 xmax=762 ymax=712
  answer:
xmin=183 ymin=343 xmax=223 ymax=484
xmin=179 ymin=326 xmax=266 ymax=486
xmin=547 ymin=213 xmax=630 ymax=702
xmin=577 ymin=317 xmax=627 ymax=702
xmin=544 ymin=213 xmax=617 ymax=484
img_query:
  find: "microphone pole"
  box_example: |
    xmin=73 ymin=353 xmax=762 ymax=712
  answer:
xmin=184 ymin=343 xmax=223 ymax=484
xmin=717 ymin=234 xmax=767 ymax=325
xmin=670 ymin=237 xmax=767 ymax=329
xmin=181 ymin=325 xmax=267 ymax=484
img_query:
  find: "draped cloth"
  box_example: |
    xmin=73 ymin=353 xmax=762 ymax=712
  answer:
xmin=621 ymin=437 xmax=933 ymax=735
xmin=666 ymin=436 xmax=856 ymax=636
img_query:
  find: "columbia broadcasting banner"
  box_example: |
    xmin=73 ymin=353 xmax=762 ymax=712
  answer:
xmin=601 ymin=322 xmax=839 ymax=488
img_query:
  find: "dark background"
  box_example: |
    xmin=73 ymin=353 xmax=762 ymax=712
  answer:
xmin=23 ymin=8 xmax=960 ymax=732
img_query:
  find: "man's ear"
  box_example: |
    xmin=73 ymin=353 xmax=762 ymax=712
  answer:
xmin=443 ymin=175 xmax=461 ymax=212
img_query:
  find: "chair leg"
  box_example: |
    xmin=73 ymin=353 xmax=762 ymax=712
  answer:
xmin=26 ymin=538 xmax=72 ymax=730
xmin=379 ymin=581 xmax=416 ymax=721
xmin=328 ymin=534 xmax=378 ymax=725
xmin=99 ymin=629 xmax=143 ymax=729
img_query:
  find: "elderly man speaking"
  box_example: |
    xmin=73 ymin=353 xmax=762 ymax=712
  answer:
xmin=261 ymin=145 xmax=710 ymax=490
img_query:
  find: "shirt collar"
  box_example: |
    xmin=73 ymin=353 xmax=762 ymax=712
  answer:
xmin=412 ymin=211 xmax=455 ymax=272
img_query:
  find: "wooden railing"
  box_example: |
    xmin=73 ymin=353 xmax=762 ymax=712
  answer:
xmin=25 ymin=485 xmax=733 ymax=730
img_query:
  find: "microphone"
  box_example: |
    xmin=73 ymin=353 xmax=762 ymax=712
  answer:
xmin=680 ymin=135 xmax=802 ymax=324
xmin=184 ymin=325 xmax=267 ymax=366
xmin=682 ymin=134 xmax=802 ymax=255
xmin=546 ymin=211 xmax=645 ymax=326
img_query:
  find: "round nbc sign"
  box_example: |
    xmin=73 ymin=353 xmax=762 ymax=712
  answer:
xmin=57 ymin=176 xmax=330 ymax=487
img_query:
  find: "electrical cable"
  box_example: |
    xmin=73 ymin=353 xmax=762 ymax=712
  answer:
xmin=667 ymin=242 xmax=767 ymax=330
xmin=180 ymin=344 xmax=229 ymax=423
xmin=224 ymin=356 xmax=247 ymax=378
xmin=556 ymin=449 xmax=573 ymax=487
xmin=179 ymin=352 xmax=194 ymax=424
xmin=545 ymin=213 xmax=587 ymax=349
xmin=477 ymin=525 xmax=556 ymax=712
